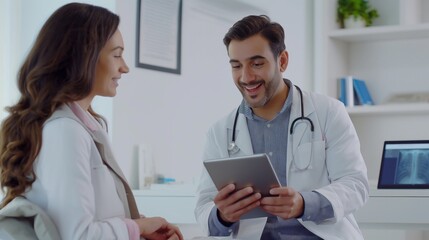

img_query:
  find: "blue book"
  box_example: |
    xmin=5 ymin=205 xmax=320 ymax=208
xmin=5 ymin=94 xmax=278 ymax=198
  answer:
xmin=338 ymin=78 xmax=346 ymax=106
xmin=353 ymin=78 xmax=374 ymax=105
xmin=338 ymin=76 xmax=359 ymax=107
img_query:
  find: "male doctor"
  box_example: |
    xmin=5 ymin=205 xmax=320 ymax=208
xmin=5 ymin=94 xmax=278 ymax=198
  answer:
xmin=195 ymin=15 xmax=369 ymax=239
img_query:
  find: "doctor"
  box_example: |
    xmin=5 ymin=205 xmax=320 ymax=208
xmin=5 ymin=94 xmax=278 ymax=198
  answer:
xmin=195 ymin=15 xmax=369 ymax=239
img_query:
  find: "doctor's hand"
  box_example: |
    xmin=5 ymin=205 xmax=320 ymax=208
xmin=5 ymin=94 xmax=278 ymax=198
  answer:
xmin=260 ymin=187 xmax=304 ymax=220
xmin=214 ymin=184 xmax=262 ymax=224
xmin=134 ymin=217 xmax=184 ymax=240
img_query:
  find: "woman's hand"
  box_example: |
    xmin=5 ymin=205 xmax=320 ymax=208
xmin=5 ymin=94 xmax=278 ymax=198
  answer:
xmin=134 ymin=217 xmax=183 ymax=240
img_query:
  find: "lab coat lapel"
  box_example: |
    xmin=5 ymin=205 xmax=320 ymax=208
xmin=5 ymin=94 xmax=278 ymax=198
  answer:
xmin=91 ymin=133 xmax=140 ymax=219
xmin=57 ymin=104 xmax=140 ymax=219
xmin=91 ymin=131 xmax=126 ymax=180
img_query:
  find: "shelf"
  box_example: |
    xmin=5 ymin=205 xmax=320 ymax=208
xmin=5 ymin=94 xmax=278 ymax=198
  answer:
xmin=347 ymin=103 xmax=429 ymax=116
xmin=329 ymin=23 xmax=429 ymax=42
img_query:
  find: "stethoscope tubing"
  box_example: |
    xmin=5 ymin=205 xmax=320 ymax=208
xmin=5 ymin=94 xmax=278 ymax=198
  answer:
xmin=229 ymin=84 xmax=314 ymax=154
xmin=290 ymin=85 xmax=314 ymax=134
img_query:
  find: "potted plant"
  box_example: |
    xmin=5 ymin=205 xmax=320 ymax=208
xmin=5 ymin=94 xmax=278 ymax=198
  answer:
xmin=337 ymin=0 xmax=379 ymax=28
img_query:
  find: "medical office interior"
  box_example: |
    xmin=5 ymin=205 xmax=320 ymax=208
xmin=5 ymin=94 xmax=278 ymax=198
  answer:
xmin=1 ymin=0 xmax=429 ymax=239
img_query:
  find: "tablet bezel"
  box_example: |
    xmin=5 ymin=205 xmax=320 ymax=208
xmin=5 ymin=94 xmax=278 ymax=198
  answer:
xmin=203 ymin=153 xmax=281 ymax=219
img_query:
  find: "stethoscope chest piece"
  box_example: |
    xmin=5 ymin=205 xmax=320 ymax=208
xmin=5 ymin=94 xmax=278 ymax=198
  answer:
xmin=228 ymin=106 xmax=241 ymax=155
xmin=228 ymin=142 xmax=240 ymax=155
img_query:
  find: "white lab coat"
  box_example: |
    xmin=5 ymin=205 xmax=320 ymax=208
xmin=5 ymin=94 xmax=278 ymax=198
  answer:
xmin=195 ymin=86 xmax=369 ymax=240
xmin=25 ymin=104 xmax=132 ymax=239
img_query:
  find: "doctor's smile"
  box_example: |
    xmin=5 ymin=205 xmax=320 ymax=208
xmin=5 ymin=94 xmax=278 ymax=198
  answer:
xmin=241 ymin=81 xmax=264 ymax=96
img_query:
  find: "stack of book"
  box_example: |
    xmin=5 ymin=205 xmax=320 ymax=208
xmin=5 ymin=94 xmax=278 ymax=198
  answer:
xmin=338 ymin=76 xmax=374 ymax=107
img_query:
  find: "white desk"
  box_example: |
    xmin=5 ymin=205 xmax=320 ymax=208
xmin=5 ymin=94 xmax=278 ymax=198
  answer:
xmin=355 ymin=183 xmax=429 ymax=240
xmin=134 ymin=183 xmax=429 ymax=240
xmin=355 ymin=182 xmax=429 ymax=225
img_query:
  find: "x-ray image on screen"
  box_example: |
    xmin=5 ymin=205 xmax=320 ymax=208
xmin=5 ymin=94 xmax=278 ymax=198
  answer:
xmin=395 ymin=150 xmax=429 ymax=184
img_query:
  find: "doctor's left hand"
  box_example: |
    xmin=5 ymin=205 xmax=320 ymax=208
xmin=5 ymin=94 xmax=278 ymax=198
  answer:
xmin=260 ymin=187 xmax=304 ymax=219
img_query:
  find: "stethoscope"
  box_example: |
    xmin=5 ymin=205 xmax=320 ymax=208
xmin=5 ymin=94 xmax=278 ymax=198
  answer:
xmin=228 ymin=85 xmax=315 ymax=169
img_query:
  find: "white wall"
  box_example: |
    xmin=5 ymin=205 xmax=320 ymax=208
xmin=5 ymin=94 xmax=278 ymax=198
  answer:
xmin=0 ymin=0 xmax=20 ymax=122
xmin=114 ymin=0 xmax=313 ymax=186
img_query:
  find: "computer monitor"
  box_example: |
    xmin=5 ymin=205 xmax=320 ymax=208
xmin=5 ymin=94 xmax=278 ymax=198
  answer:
xmin=378 ymin=140 xmax=429 ymax=189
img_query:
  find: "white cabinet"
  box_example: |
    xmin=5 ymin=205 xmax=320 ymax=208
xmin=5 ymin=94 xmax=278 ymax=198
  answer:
xmin=314 ymin=0 xmax=429 ymax=182
xmin=133 ymin=184 xmax=197 ymax=224
xmin=133 ymin=184 xmax=207 ymax=239
xmin=354 ymin=182 xmax=429 ymax=240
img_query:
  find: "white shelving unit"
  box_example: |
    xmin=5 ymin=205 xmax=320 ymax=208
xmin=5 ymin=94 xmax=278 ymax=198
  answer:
xmin=314 ymin=0 xmax=429 ymax=181
xmin=314 ymin=1 xmax=429 ymax=239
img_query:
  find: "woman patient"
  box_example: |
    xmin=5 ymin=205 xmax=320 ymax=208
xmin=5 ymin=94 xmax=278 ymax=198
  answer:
xmin=0 ymin=3 xmax=183 ymax=240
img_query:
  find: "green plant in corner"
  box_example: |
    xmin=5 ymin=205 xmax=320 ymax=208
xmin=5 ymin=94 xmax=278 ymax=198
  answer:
xmin=337 ymin=0 xmax=379 ymax=28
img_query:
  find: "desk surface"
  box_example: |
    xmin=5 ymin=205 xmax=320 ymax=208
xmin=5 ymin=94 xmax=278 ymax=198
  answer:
xmin=134 ymin=182 xmax=429 ymax=228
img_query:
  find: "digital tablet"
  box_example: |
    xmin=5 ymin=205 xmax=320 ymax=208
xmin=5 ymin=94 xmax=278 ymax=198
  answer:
xmin=203 ymin=153 xmax=281 ymax=219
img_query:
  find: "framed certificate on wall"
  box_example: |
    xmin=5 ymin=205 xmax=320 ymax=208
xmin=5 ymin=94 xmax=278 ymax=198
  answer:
xmin=136 ymin=0 xmax=182 ymax=74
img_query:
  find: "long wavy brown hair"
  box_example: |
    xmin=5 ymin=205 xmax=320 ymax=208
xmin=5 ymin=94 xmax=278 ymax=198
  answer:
xmin=0 ymin=3 xmax=119 ymax=208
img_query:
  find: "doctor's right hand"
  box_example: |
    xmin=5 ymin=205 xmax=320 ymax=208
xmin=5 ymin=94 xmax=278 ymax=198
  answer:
xmin=214 ymin=184 xmax=262 ymax=223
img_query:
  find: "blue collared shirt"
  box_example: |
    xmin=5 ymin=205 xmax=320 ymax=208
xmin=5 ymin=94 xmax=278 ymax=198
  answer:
xmin=208 ymin=79 xmax=333 ymax=239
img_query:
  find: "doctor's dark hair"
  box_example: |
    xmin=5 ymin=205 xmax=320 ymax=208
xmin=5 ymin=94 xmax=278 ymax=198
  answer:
xmin=223 ymin=15 xmax=286 ymax=58
xmin=0 ymin=3 xmax=119 ymax=208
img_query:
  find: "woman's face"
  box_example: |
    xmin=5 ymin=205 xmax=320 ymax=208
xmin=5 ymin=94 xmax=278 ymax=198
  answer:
xmin=93 ymin=29 xmax=129 ymax=97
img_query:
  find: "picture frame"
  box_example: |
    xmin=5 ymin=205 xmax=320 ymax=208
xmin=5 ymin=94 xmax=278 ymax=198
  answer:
xmin=136 ymin=0 xmax=182 ymax=74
